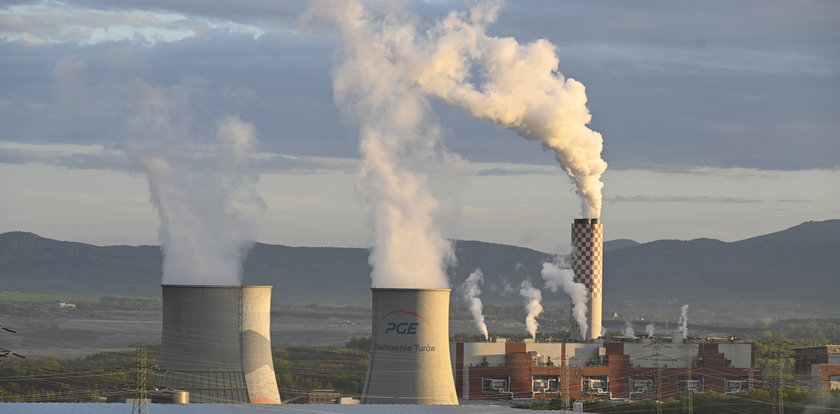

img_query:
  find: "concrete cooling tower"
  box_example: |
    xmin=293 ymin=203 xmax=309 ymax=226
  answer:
xmin=572 ymin=218 xmax=604 ymax=340
xmin=155 ymin=285 xmax=281 ymax=404
xmin=362 ymin=288 xmax=458 ymax=405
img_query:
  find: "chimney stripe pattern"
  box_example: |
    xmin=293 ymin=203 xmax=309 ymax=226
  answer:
xmin=572 ymin=218 xmax=603 ymax=339
xmin=571 ymin=221 xmax=603 ymax=298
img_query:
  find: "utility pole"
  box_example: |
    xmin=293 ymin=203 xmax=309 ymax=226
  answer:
xmin=775 ymin=347 xmax=784 ymax=414
xmin=133 ymin=343 xmax=149 ymax=414
xmin=655 ymin=345 xmax=663 ymax=414
xmin=639 ymin=341 xmax=679 ymax=414
xmin=561 ymin=350 xmax=571 ymax=411
xmin=684 ymin=343 xmax=693 ymax=414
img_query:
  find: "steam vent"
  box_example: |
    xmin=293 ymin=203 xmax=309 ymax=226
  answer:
xmin=362 ymin=288 xmax=458 ymax=404
xmin=155 ymin=285 xmax=281 ymax=404
xmin=572 ymin=218 xmax=604 ymax=340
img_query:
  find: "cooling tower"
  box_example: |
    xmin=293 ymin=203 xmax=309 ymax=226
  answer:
xmin=362 ymin=288 xmax=458 ymax=405
xmin=572 ymin=218 xmax=604 ymax=340
xmin=155 ymin=285 xmax=281 ymax=404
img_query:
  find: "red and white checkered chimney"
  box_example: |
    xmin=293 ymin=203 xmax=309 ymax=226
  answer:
xmin=572 ymin=218 xmax=603 ymax=340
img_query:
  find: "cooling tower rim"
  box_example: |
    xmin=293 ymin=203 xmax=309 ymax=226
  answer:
xmin=370 ymin=287 xmax=451 ymax=292
xmin=574 ymin=217 xmax=601 ymax=224
xmin=160 ymin=284 xmax=273 ymax=289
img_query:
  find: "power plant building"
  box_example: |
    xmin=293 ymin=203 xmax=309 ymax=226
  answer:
xmin=155 ymin=285 xmax=282 ymax=404
xmin=452 ymin=336 xmax=757 ymax=401
xmin=794 ymin=345 xmax=840 ymax=391
xmin=362 ymin=288 xmax=459 ymax=404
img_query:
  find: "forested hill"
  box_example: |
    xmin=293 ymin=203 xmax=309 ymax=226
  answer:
xmin=1 ymin=219 xmax=838 ymax=307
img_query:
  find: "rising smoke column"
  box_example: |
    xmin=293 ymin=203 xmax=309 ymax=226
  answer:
xmin=541 ymin=260 xmax=588 ymax=339
xmin=134 ymin=114 xmax=263 ymax=285
xmin=646 ymin=324 xmax=656 ymax=337
xmin=623 ymin=321 xmax=637 ymax=339
xmin=678 ymin=304 xmax=689 ymax=337
xmin=315 ymin=0 xmax=606 ymax=222
xmin=519 ymin=280 xmax=544 ymax=339
xmin=312 ymin=1 xmax=457 ymax=289
xmin=409 ymin=1 xmax=608 ymax=218
xmin=461 ymin=268 xmax=489 ymax=340
xmin=51 ymin=58 xmax=263 ymax=286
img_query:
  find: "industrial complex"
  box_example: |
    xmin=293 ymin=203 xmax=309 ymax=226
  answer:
xmin=794 ymin=345 xmax=840 ymax=391
xmin=452 ymin=335 xmax=757 ymax=401
xmin=147 ymin=219 xmax=771 ymax=406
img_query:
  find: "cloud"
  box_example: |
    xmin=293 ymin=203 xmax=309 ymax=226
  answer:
xmin=475 ymin=164 xmax=557 ymax=176
xmin=0 ymin=0 xmax=837 ymax=174
xmin=254 ymin=154 xmax=358 ymax=174
xmin=608 ymin=195 xmax=762 ymax=204
xmin=0 ymin=141 xmax=361 ymax=175
xmin=0 ymin=144 xmax=129 ymax=170
xmin=0 ymin=1 xmax=265 ymax=46
xmin=561 ymin=42 xmax=837 ymax=77
xmin=777 ymin=199 xmax=812 ymax=204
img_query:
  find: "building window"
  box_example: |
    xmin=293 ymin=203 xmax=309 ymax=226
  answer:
xmin=679 ymin=376 xmax=703 ymax=394
xmin=532 ymin=376 xmax=560 ymax=394
xmin=725 ymin=377 xmax=750 ymax=394
xmin=630 ymin=376 xmax=655 ymax=399
xmin=482 ymin=376 xmax=510 ymax=395
xmin=582 ymin=376 xmax=609 ymax=395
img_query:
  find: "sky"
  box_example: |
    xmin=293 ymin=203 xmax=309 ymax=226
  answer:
xmin=0 ymin=0 xmax=838 ymax=253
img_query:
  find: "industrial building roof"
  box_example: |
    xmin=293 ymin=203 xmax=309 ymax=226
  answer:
xmin=0 ymin=403 xmax=590 ymax=414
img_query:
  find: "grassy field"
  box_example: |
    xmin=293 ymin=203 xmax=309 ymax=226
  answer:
xmin=0 ymin=291 xmax=161 ymax=315
xmin=0 ymin=291 xmax=157 ymax=305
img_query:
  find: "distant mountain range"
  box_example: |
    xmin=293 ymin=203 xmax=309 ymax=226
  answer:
xmin=1 ymin=220 xmax=838 ymax=310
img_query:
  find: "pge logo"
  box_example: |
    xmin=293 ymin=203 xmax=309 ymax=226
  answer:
xmin=381 ymin=309 xmax=431 ymax=335
xmin=385 ymin=322 xmax=418 ymax=334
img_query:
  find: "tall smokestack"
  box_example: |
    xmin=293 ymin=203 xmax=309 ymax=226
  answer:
xmin=571 ymin=218 xmax=603 ymax=340
xmin=362 ymin=288 xmax=458 ymax=405
xmin=156 ymin=285 xmax=281 ymax=404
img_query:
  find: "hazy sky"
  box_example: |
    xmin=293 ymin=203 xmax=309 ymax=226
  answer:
xmin=1 ymin=0 xmax=838 ymax=253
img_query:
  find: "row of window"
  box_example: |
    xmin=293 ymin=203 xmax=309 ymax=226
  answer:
xmin=480 ymin=375 xmax=752 ymax=396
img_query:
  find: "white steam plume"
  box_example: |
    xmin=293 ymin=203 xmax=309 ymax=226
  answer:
xmin=519 ymin=280 xmax=544 ymax=339
xmin=461 ymin=268 xmax=489 ymax=340
xmin=678 ymin=304 xmax=690 ymax=337
xmin=623 ymin=321 xmax=637 ymax=339
xmin=312 ymin=1 xmax=459 ymax=288
xmin=135 ymin=116 xmax=263 ymax=285
xmin=312 ymin=0 xmax=606 ymax=222
xmin=646 ymin=324 xmax=656 ymax=337
xmin=541 ymin=260 xmax=588 ymax=340
xmin=409 ymin=1 xmax=608 ymax=218
xmin=50 ymin=56 xmax=263 ymax=286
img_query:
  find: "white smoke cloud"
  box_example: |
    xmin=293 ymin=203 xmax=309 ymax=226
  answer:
xmin=461 ymin=268 xmax=489 ymax=340
xmin=519 ymin=280 xmax=544 ymax=339
xmin=541 ymin=260 xmax=588 ymax=340
xmin=494 ymin=275 xmax=516 ymax=296
xmin=623 ymin=321 xmax=637 ymax=339
xmin=50 ymin=56 xmax=263 ymax=286
xmin=312 ymin=0 xmax=460 ymax=289
xmin=646 ymin=323 xmax=656 ymax=337
xmin=678 ymin=304 xmax=689 ymax=337
xmin=407 ymin=1 xmax=608 ymax=218
xmin=311 ymin=1 xmax=607 ymax=261
xmin=135 ymin=115 xmax=263 ymax=286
